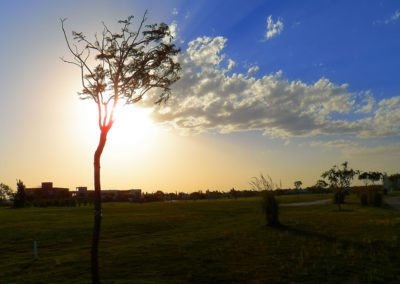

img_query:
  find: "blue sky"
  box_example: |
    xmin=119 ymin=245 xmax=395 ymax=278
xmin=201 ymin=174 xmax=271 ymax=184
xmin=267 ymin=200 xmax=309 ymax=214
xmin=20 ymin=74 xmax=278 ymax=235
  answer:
xmin=172 ymin=0 xmax=400 ymax=96
xmin=0 ymin=0 xmax=399 ymax=191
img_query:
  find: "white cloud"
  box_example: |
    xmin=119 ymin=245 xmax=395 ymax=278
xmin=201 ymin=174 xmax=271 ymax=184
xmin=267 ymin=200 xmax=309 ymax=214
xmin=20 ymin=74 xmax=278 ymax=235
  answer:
xmin=163 ymin=21 xmax=182 ymax=44
xmin=247 ymin=65 xmax=259 ymax=75
xmin=186 ymin=36 xmax=226 ymax=66
xmin=146 ymin=35 xmax=400 ymax=140
xmin=227 ymin=59 xmax=236 ymax=71
xmin=355 ymin=91 xmax=375 ymax=114
xmin=265 ymin=15 xmax=284 ymax=40
xmin=169 ymin=21 xmax=177 ymax=39
xmin=358 ymin=97 xmax=400 ymax=137
xmin=172 ymin=8 xmax=179 ymax=16
xmin=385 ymin=10 xmax=400 ymax=24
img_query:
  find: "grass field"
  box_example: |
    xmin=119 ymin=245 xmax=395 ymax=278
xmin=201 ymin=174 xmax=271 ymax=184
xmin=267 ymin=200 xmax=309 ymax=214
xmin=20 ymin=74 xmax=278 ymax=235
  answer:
xmin=1 ymin=194 xmax=400 ymax=283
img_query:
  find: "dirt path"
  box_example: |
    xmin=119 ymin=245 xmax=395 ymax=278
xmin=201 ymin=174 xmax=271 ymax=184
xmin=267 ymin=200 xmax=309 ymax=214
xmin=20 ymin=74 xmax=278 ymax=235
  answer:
xmin=384 ymin=196 xmax=400 ymax=210
xmin=281 ymin=199 xmax=331 ymax=207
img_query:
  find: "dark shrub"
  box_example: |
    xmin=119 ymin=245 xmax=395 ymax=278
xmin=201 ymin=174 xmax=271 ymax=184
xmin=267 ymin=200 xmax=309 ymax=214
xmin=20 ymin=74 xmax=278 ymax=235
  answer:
xmin=261 ymin=191 xmax=280 ymax=227
xmin=13 ymin=180 xmax=26 ymax=208
xmin=359 ymin=187 xmax=384 ymax=207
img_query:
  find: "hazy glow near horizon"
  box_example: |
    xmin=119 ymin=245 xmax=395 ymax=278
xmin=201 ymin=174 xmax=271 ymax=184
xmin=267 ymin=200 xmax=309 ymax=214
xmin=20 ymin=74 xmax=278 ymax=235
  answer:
xmin=0 ymin=0 xmax=399 ymax=193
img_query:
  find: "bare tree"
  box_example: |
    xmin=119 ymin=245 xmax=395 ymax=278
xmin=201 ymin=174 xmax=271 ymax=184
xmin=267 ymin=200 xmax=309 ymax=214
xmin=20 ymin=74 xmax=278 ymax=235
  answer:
xmin=61 ymin=13 xmax=180 ymax=283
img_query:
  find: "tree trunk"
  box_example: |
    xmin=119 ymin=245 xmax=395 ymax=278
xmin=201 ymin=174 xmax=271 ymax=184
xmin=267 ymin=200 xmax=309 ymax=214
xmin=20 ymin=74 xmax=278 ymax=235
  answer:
xmin=91 ymin=128 xmax=108 ymax=284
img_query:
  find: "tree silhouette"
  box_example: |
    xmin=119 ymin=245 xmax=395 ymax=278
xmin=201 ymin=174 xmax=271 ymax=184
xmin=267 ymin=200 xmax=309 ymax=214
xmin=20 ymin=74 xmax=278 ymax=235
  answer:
xmin=61 ymin=13 xmax=180 ymax=283
xmin=294 ymin=180 xmax=302 ymax=190
xmin=13 ymin=179 xmax=26 ymax=208
xmin=358 ymin=171 xmax=383 ymax=189
xmin=321 ymin=162 xmax=358 ymax=209
xmin=0 ymin=183 xmax=13 ymax=204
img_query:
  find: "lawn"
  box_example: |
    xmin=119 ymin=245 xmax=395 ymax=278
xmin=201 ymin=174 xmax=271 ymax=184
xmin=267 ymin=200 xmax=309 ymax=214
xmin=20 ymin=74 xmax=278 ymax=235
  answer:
xmin=1 ymin=195 xmax=400 ymax=283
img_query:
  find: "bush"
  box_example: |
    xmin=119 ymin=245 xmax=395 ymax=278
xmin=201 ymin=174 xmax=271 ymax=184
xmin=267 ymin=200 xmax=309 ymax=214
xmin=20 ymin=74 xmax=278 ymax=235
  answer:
xmin=359 ymin=188 xmax=383 ymax=207
xmin=261 ymin=191 xmax=280 ymax=227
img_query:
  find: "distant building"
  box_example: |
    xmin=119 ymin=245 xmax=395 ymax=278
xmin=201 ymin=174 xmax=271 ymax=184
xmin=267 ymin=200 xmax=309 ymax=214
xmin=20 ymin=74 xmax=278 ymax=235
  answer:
xmin=26 ymin=182 xmax=70 ymax=200
xmin=73 ymin=186 xmax=88 ymax=199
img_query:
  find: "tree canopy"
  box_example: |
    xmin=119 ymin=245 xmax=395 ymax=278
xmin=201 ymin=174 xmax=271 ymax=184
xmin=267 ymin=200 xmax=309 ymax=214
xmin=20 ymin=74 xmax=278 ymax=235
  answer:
xmin=61 ymin=13 xmax=181 ymax=131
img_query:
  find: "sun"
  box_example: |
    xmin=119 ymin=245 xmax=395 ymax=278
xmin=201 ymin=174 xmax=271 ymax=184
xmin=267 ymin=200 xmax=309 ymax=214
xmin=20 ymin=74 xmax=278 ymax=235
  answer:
xmin=109 ymin=105 xmax=160 ymax=151
xmin=72 ymin=100 xmax=162 ymax=162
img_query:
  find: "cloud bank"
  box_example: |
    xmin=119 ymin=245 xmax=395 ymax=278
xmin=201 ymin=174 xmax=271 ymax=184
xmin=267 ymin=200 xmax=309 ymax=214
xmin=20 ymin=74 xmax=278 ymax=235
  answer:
xmin=147 ymin=35 xmax=400 ymax=140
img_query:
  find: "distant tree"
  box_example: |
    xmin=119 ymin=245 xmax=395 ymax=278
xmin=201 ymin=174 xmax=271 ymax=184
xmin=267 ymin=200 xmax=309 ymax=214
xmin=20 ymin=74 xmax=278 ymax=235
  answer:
xmin=0 ymin=183 xmax=13 ymax=204
xmin=230 ymin=188 xmax=238 ymax=199
xmin=250 ymin=174 xmax=280 ymax=227
xmin=294 ymin=180 xmax=302 ymax=190
xmin=359 ymin=171 xmax=384 ymax=205
xmin=369 ymin=172 xmax=383 ymax=185
xmin=321 ymin=162 xmax=358 ymax=209
xmin=358 ymin=172 xmax=370 ymax=186
xmin=13 ymin=180 xmax=26 ymax=208
xmin=61 ymin=13 xmax=180 ymax=283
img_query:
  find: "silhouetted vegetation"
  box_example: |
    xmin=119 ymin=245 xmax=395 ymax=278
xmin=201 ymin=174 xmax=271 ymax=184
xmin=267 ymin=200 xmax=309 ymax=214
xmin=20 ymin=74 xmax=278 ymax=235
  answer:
xmin=61 ymin=12 xmax=181 ymax=283
xmin=321 ymin=162 xmax=358 ymax=209
xmin=13 ymin=180 xmax=26 ymax=208
xmin=357 ymin=185 xmax=384 ymax=207
xmin=0 ymin=183 xmax=13 ymax=206
xmin=250 ymin=174 xmax=280 ymax=227
xmin=294 ymin=180 xmax=302 ymax=190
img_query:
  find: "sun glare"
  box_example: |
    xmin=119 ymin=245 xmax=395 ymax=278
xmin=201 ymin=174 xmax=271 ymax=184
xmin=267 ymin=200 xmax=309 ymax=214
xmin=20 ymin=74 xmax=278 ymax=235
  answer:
xmin=111 ymin=105 xmax=159 ymax=150
xmin=73 ymin=101 xmax=161 ymax=157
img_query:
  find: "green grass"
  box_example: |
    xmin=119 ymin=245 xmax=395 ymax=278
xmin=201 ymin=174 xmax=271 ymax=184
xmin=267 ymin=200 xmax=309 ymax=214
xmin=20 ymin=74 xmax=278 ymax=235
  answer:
xmin=1 ymin=196 xmax=400 ymax=283
xmin=276 ymin=193 xmax=332 ymax=203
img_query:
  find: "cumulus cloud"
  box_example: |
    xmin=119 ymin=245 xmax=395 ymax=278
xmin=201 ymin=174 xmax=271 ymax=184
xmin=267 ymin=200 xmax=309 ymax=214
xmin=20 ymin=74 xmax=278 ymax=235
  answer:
xmin=265 ymin=15 xmax=284 ymax=40
xmin=146 ymin=35 xmax=400 ymax=140
xmin=227 ymin=59 xmax=236 ymax=71
xmin=247 ymin=65 xmax=259 ymax=75
xmin=358 ymin=97 xmax=400 ymax=137
xmin=172 ymin=8 xmax=179 ymax=16
xmin=186 ymin=36 xmax=227 ymax=66
xmin=355 ymin=91 xmax=375 ymax=114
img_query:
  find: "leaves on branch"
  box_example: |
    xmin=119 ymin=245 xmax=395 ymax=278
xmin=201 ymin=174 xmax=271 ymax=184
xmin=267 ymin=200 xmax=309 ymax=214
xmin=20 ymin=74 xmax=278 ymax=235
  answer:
xmin=61 ymin=13 xmax=181 ymax=129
